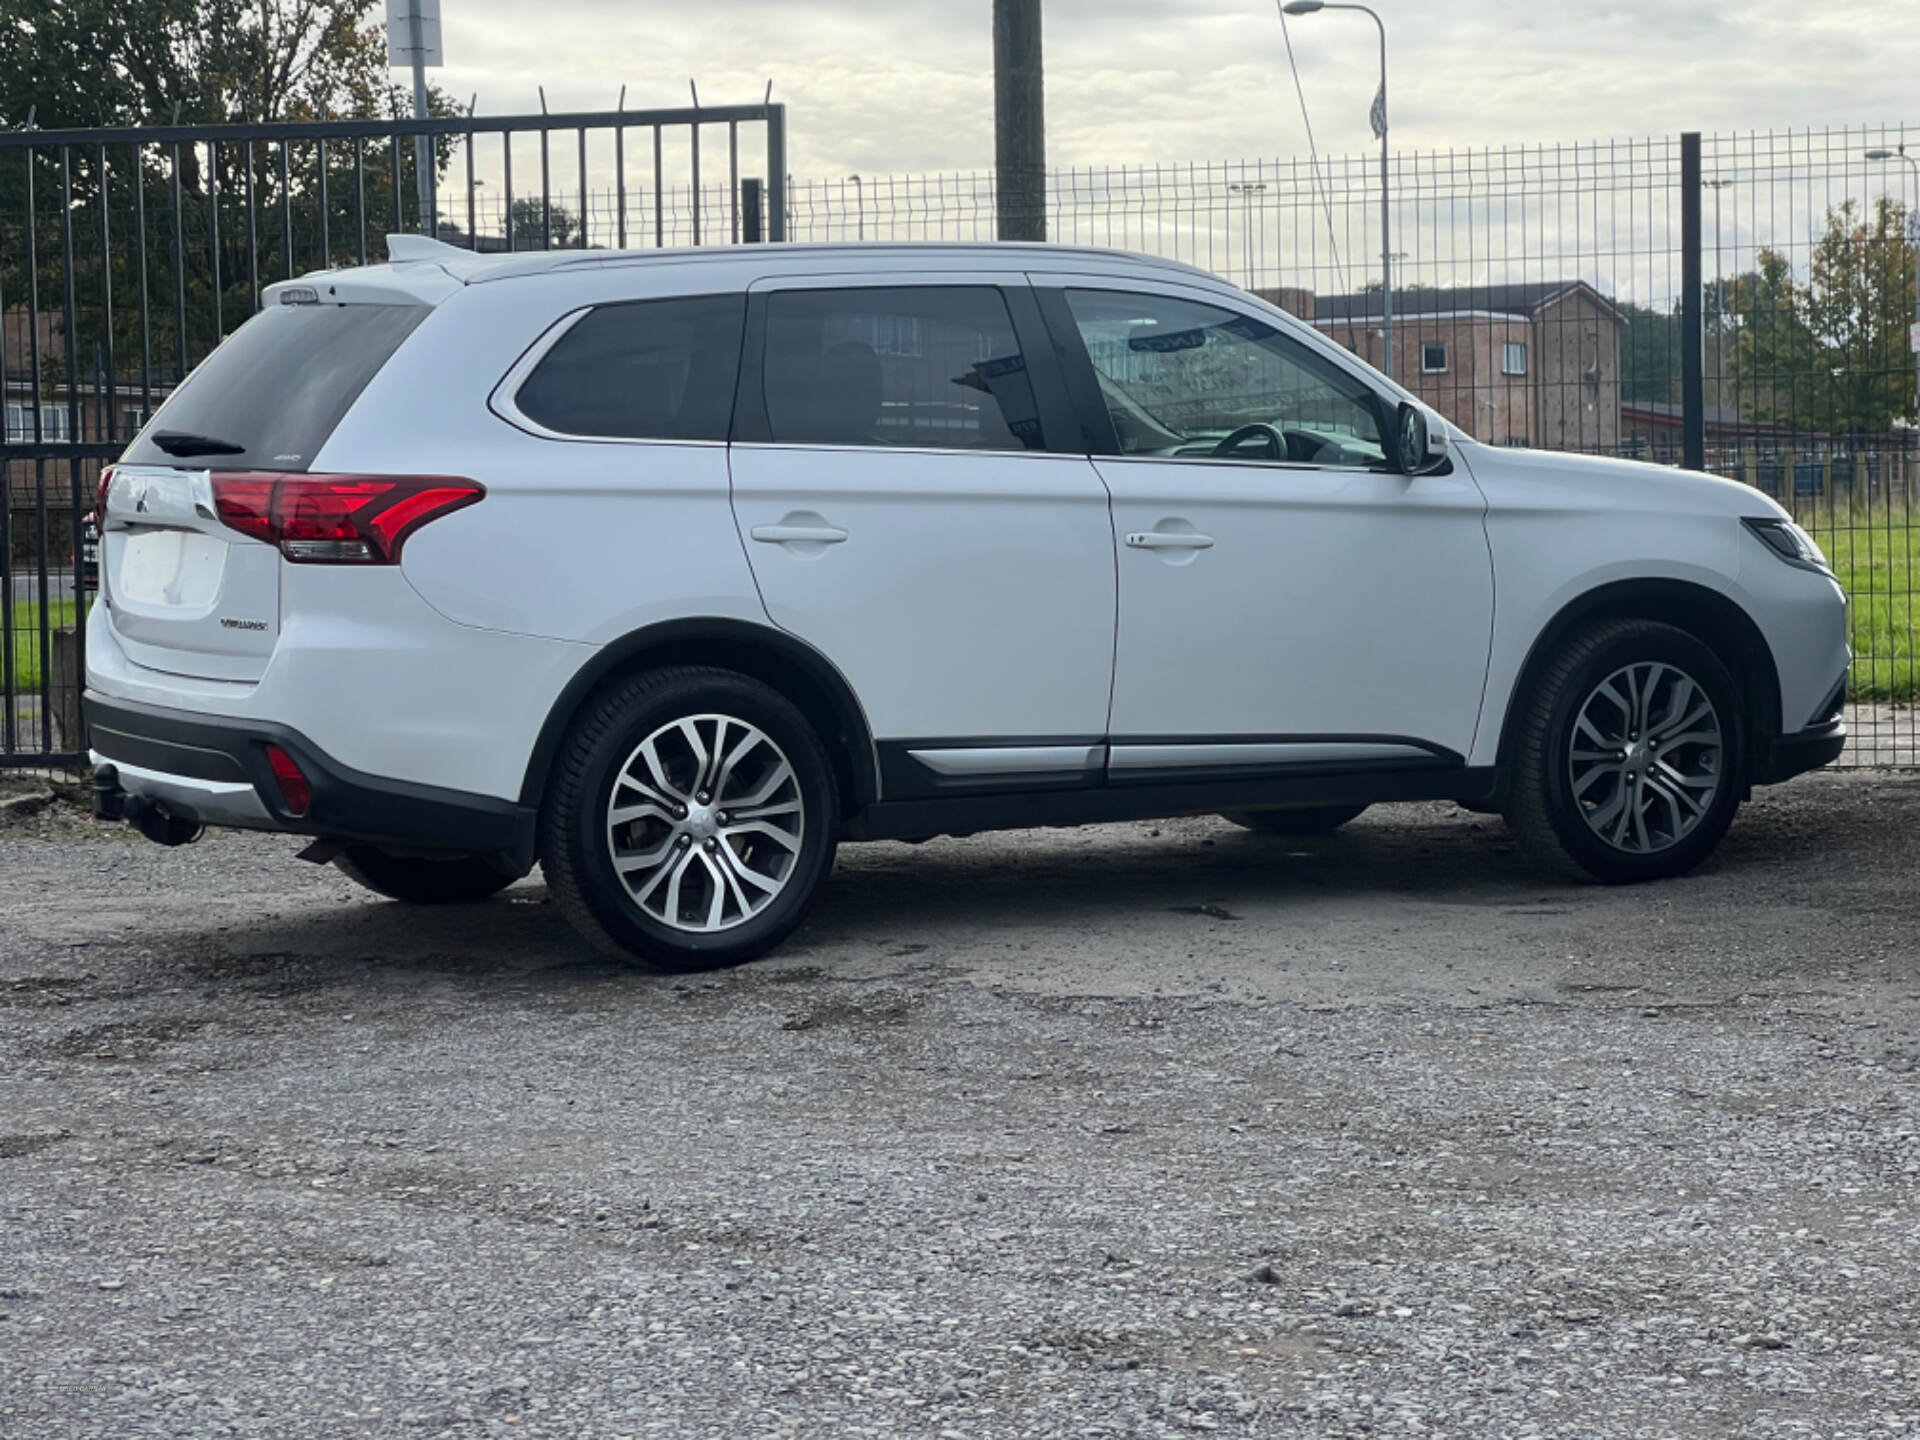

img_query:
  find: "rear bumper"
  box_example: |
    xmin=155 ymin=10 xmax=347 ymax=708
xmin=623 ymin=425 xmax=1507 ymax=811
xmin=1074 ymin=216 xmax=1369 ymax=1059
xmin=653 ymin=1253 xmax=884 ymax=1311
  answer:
xmin=1754 ymin=717 xmax=1847 ymax=786
xmin=84 ymin=693 xmax=538 ymax=869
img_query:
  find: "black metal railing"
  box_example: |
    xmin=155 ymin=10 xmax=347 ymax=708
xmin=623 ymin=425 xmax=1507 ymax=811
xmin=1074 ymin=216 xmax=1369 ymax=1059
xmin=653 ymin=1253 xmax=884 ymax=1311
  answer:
xmin=1 ymin=102 xmax=787 ymax=770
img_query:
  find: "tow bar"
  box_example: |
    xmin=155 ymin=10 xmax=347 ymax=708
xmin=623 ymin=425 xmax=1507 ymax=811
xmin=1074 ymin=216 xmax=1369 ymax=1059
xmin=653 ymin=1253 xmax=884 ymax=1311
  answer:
xmin=91 ymin=763 xmax=205 ymax=847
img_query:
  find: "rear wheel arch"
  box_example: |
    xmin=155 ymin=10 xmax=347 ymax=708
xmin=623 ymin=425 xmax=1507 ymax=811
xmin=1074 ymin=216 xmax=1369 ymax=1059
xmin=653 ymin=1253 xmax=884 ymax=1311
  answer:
xmin=1496 ymin=580 xmax=1782 ymax=782
xmin=518 ymin=619 xmax=877 ymax=819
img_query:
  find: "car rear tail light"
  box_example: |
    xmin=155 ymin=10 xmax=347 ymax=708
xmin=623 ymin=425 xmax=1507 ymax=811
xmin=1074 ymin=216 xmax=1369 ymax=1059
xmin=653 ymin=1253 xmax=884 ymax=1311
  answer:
xmin=264 ymin=745 xmax=312 ymax=816
xmin=94 ymin=466 xmax=115 ymax=529
xmin=210 ymin=473 xmax=484 ymax=564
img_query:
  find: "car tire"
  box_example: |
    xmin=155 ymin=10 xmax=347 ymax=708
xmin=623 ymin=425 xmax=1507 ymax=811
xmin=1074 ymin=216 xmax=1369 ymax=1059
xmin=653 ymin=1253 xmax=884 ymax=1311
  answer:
xmin=1505 ymin=619 xmax=1743 ymax=884
xmin=539 ymin=666 xmax=839 ymax=973
xmin=333 ymin=847 xmax=515 ymax=904
xmin=1221 ymin=804 xmax=1369 ymax=836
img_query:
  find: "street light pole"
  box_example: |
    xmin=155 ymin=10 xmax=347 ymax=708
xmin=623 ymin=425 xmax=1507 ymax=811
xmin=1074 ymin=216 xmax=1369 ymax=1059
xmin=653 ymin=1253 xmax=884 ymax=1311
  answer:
xmin=1866 ymin=146 xmax=1920 ymax=434
xmin=1283 ymin=0 xmax=1392 ymax=381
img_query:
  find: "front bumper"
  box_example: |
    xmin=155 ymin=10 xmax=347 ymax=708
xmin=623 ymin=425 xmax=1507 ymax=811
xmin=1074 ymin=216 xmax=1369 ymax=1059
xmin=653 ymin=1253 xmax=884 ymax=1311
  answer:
xmin=85 ymin=693 xmax=538 ymax=870
xmin=1754 ymin=717 xmax=1847 ymax=785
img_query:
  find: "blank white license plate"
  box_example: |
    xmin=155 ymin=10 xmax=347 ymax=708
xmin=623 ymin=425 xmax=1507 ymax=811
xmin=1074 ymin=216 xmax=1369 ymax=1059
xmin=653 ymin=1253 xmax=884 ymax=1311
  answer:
xmin=116 ymin=529 xmax=228 ymax=611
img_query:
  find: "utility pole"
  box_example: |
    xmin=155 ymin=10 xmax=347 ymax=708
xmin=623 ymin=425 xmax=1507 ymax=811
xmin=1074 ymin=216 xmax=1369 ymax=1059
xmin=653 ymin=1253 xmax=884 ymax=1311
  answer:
xmin=388 ymin=0 xmax=442 ymax=233
xmin=993 ymin=0 xmax=1045 ymax=242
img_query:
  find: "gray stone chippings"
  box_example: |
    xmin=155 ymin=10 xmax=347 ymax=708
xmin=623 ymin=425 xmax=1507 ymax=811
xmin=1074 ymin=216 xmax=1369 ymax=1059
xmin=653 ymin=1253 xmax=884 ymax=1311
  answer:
xmin=1 ymin=771 xmax=1918 ymax=1438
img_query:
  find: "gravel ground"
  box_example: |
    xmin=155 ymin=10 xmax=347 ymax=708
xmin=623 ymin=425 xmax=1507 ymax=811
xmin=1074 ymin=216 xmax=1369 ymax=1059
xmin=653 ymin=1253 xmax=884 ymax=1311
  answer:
xmin=2 ymin=773 xmax=1918 ymax=1440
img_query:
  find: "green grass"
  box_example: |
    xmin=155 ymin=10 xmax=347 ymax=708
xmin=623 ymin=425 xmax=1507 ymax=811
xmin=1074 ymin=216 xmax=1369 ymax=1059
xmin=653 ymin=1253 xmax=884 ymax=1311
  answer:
xmin=1801 ymin=513 xmax=1918 ymax=702
xmin=5 ymin=599 xmax=77 ymax=693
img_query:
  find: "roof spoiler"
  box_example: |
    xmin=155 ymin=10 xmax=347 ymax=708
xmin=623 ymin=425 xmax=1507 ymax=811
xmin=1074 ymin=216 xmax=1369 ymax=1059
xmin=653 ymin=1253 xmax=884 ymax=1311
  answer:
xmin=384 ymin=233 xmax=469 ymax=264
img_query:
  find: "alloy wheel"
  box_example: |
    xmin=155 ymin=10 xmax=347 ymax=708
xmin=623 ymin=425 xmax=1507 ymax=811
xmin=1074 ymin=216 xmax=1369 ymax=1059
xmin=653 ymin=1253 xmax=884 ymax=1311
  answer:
xmin=604 ymin=713 xmax=805 ymax=932
xmin=1568 ymin=661 xmax=1724 ymax=855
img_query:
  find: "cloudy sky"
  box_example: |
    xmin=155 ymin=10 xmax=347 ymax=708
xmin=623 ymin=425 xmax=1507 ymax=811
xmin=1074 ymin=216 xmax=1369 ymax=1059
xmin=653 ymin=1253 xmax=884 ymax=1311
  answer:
xmin=428 ymin=0 xmax=1911 ymax=178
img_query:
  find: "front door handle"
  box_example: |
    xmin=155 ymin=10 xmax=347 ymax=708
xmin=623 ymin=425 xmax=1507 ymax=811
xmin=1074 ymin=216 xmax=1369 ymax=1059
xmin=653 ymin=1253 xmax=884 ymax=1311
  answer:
xmin=751 ymin=522 xmax=849 ymax=545
xmin=1125 ymin=531 xmax=1215 ymax=550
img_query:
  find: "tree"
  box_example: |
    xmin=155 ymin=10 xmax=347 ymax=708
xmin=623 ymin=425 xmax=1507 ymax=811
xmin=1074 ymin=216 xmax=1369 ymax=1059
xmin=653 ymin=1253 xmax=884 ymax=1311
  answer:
xmin=0 ymin=0 xmax=419 ymax=135
xmin=1618 ymin=299 xmax=1678 ymax=406
xmin=1801 ymin=198 xmax=1916 ymax=433
xmin=1728 ymin=250 xmax=1820 ymax=428
xmin=509 ymin=198 xmax=581 ymax=250
xmin=1731 ymin=201 xmax=1916 ymax=434
xmin=0 ymin=0 xmax=457 ymax=401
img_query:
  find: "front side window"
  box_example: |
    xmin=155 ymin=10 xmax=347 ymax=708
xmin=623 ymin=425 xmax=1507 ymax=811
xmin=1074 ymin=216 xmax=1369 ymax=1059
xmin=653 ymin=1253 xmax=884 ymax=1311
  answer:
xmin=1064 ymin=288 xmax=1384 ymax=468
xmin=514 ymin=293 xmax=746 ymax=441
xmin=761 ymin=286 xmax=1045 ymax=452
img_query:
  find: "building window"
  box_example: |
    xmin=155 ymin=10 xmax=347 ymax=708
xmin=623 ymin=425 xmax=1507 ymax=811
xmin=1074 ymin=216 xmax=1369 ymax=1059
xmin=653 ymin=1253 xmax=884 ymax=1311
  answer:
xmin=4 ymin=402 xmax=72 ymax=443
xmin=1421 ymin=341 xmax=1448 ymax=374
xmin=1502 ymin=341 xmax=1527 ymax=376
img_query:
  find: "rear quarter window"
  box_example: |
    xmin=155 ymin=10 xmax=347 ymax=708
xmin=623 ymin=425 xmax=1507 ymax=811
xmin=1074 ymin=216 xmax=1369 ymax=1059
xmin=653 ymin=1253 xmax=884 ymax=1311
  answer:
xmin=509 ymin=293 xmax=746 ymax=441
xmin=120 ymin=302 xmax=428 ymax=471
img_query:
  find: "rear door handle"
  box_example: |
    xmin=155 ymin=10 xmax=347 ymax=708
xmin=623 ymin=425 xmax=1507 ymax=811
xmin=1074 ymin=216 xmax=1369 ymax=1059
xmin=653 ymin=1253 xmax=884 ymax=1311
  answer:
xmin=1125 ymin=531 xmax=1214 ymax=550
xmin=751 ymin=523 xmax=848 ymax=545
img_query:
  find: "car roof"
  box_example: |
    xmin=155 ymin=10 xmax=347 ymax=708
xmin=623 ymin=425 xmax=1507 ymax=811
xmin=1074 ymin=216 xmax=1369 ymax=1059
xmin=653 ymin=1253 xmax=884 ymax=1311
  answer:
xmin=265 ymin=236 xmax=1243 ymax=309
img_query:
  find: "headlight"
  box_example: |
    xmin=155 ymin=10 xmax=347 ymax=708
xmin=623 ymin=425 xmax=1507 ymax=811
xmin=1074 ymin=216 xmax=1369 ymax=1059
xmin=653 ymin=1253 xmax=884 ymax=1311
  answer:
xmin=1743 ymin=517 xmax=1830 ymax=573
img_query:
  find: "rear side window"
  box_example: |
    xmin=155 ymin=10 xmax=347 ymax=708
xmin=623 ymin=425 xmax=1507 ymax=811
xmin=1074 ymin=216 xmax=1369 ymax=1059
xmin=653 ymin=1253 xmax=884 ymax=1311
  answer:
xmin=760 ymin=286 xmax=1045 ymax=452
xmin=120 ymin=302 xmax=427 ymax=471
xmin=512 ymin=294 xmax=745 ymax=441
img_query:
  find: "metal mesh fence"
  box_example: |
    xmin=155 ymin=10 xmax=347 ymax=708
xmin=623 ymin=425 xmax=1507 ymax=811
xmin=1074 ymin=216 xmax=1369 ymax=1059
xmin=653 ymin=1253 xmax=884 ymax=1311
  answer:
xmin=4 ymin=119 xmax=1915 ymax=771
xmin=775 ymin=127 xmax=1918 ymax=767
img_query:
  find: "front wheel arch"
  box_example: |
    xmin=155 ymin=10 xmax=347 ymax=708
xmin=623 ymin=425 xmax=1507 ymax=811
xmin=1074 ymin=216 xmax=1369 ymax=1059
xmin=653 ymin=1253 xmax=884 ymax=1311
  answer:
xmin=1495 ymin=580 xmax=1781 ymax=788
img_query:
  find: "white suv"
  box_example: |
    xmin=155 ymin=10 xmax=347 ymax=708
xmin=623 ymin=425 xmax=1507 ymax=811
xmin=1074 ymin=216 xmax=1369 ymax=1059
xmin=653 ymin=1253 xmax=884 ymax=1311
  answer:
xmin=85 ymin=237 xmax=1849 ymax=971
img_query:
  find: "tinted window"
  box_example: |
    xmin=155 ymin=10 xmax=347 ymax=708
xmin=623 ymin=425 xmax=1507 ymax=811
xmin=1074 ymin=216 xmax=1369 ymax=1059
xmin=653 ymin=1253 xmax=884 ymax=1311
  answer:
xmin=1064 ymin=289 xmax=1383 ymax=468
xmin=514 ymin=293 xmax=745 ymax=441
xmin=762 ymin=287 xmax=1044 ymax=452
xmin=120 ymin=302 xmax=427 ymax=471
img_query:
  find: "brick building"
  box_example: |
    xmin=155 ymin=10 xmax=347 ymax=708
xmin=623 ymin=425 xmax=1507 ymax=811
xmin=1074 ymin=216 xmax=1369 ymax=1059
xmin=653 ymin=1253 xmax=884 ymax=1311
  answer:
xmin=1257 ymin=282 xmax=1626 ymax=453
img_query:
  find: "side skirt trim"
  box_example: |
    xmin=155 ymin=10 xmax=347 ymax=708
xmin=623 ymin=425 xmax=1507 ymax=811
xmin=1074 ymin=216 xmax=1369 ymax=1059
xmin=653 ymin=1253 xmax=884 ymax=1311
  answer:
xmin=879 ymin=733 xmax=1461 ymax=800
xmin=845 ymin=764 xmax=1505 ymax=842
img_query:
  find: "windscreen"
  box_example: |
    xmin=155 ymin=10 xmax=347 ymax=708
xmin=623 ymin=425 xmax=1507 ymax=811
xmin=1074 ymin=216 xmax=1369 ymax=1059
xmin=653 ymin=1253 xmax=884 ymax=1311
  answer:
xmin=120 ymin=301 xmax=428 ymax=472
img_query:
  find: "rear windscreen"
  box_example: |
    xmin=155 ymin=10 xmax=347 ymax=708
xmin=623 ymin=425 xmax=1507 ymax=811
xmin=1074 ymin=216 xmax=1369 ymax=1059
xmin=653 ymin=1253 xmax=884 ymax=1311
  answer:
xmin=120 ymin=301 xmax=428 ymax=471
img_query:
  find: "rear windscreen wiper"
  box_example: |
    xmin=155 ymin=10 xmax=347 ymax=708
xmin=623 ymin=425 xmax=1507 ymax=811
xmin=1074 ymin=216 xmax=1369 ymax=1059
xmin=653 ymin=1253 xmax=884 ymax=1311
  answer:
xmin=151 ymin=430 xmax=246 ymax=458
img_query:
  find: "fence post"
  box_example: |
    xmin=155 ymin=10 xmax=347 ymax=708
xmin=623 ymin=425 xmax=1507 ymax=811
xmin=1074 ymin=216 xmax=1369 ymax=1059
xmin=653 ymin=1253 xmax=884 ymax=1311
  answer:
xmin=765 ymin=106 xmax=787 ymax=242
xmin=1680 ymin=131 xmax=1705 ymax=472
xmin=742 ymin=178 xmax=764 ymax=244
xmin=50 ymin=625 xmax=81 ymax=753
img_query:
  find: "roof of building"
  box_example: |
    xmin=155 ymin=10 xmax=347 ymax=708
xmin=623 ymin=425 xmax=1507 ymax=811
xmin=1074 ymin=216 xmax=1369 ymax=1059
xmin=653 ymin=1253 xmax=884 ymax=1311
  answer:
xmin=1621 ymin=398 xmax=1793 ymax=431
xmin=1310 ymin=280 xmax=1625 ymax=325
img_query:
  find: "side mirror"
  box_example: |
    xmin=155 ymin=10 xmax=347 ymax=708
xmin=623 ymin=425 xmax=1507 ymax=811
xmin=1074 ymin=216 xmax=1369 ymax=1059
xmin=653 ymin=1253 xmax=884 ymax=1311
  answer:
xmin=1387 ymin=400 xmax=1447 ymax=475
